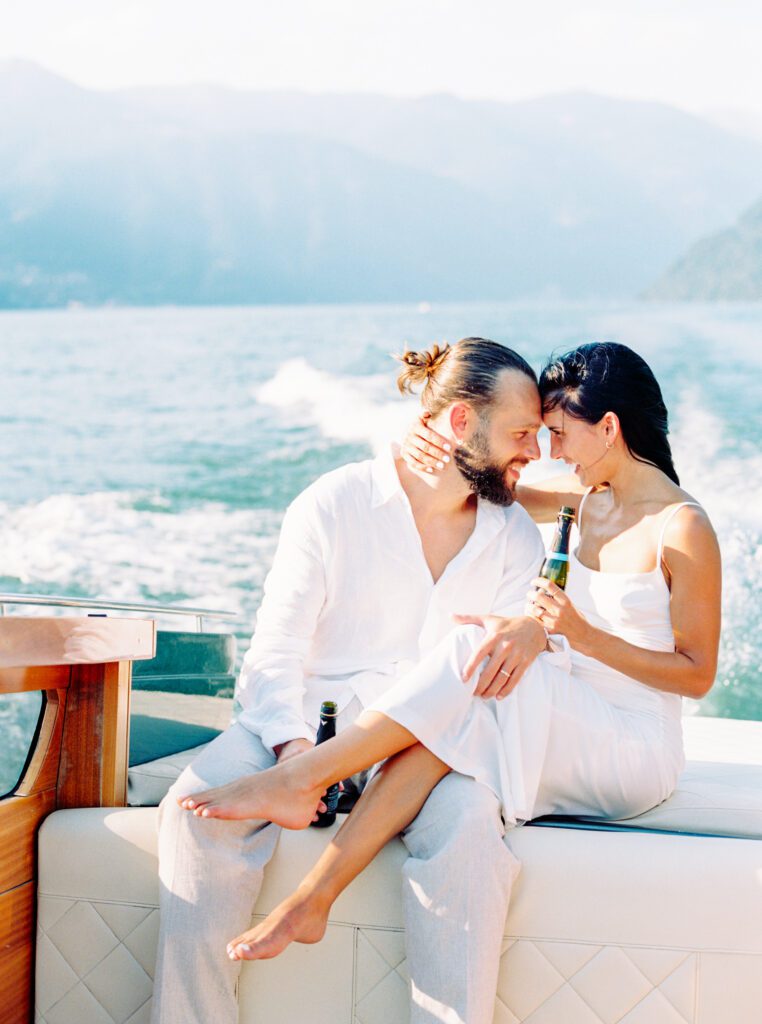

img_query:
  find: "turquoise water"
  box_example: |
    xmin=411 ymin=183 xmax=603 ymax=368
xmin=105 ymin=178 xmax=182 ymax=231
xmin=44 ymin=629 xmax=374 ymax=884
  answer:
xmin=0 ymin=301 xmax=759 ymax=783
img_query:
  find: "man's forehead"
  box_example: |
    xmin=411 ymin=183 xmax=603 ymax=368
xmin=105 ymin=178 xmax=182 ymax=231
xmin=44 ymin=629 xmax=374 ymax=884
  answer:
xmin=490 ymin=405 xmax=543 ymax=430
xmin=493 ymin=367 xmax=539 ymax=397
xmin=491 ymin=370 xmax=542 ymax=426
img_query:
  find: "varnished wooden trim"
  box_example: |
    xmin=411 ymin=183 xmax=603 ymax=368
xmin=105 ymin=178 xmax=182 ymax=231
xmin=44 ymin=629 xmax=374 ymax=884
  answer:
xmin=0 ymin=792 xmax=55 ymax=895
xmin=0 ymin=617 xmax=155 ymax=669
xmin=100 ymin=661 xmax=132 ymax=807
xmin=0 ymin=882 xmax=34 ymax=1024
xmin=16 ymin=690 xmax=67 ymax=798
xmin=57 ymin=660 xmax=132 ymax=808
xmin=0 ymin=664 xmax=70 ymax=695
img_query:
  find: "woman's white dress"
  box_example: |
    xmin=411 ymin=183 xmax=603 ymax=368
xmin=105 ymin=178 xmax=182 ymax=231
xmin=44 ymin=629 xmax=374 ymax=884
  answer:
xmin=369 ymin=502 xmax=695 ymax=826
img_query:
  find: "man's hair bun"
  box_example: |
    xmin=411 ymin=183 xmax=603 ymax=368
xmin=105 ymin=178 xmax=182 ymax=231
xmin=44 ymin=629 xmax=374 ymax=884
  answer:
xmin=396 ymin=343 xmax=451 ymax=395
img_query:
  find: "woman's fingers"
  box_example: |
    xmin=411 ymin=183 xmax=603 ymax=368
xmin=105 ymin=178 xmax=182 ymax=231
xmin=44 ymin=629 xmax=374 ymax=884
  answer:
xmin=399 ymin=443 xmax=429 ymax=473
xmin=532 ymin=578 xmax=566 ymax=602
xmin=409 ymin=438 xmax=447 ymax=471
xmin=417 ymin=417 xmax=452 ymax=456
xmin=528 ymin=592 xmax=553 ymax=618
xmin=405 ymin=418 xmax=452 ymax=470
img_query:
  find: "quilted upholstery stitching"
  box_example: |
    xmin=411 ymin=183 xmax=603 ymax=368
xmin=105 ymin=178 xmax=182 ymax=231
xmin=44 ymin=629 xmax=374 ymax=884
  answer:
xmin=38 ymin=894 xmax=159 ymax=909
xmin=567 ymin=964 xmax=654 ymax=1023
xmin=79 ymin=947 xmax=154 ymax=1024
xmin=44 ymin=979 xmax=115 ymax=1024
xmin=350 ymin=930 xmax=700 ymax=1023
xmin=36 ymin=902 xmax=719 ymax=1024
xmin=354 ymin=929 xmax=409 ymax=1010
xmin=37 ymin=899 xmax=158 ymax=1024
xmin=124 ymin=994 xmax=153 ymax=1023
xmin=35 ymin=928 xmax=81 ymax=1013
xmin=360 ymin=928 xmax=407 ymax=970
xmin=91 ymin=903 xmax=156 ymax=946
xmin=516 ymin=945 xmax=695 ymax=1024
xmin=499 ymin=939 xmax=567 ymax=1019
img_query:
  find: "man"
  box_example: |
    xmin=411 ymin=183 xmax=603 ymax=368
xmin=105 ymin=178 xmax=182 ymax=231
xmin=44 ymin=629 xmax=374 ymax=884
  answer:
xmin=151 ymin=337 xmax=549 ymax=1024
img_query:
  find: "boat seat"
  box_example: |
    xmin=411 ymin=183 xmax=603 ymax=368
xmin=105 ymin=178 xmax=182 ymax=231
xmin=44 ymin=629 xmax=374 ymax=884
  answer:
xmin=127 ymin=716 xmax=762 ymax=840
xmin=128 ymin=742 xmax=209 ymax=808
xmin=39 ymin=717 xmax=762 ymax=1023
xmin=35 ymin=804 xmax=762 ymax=1024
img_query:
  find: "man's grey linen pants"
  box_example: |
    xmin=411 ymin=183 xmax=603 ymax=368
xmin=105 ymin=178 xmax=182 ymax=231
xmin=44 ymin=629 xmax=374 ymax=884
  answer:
xmin=150 ymin=701 xmax=520 ymax=1024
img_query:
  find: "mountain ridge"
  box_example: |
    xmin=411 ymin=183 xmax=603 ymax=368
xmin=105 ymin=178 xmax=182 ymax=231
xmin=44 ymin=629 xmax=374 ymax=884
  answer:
xmin=2 ymin=61 xmax=762 ymax=308
xmin=646 ymin=198 xmax=762 ymax=301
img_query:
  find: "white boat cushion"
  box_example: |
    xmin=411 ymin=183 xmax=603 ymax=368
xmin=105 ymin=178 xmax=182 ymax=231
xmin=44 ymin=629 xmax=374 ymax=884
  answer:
xmin=602 ymin=759 xmax=762 ymax=838
xmin=35 ymin=807 xmax=762 ymax=1024
xmin=127 ymin=717 xmax=762 ymax=839
xmin=128 ymin=744 xmax=206 ymax=807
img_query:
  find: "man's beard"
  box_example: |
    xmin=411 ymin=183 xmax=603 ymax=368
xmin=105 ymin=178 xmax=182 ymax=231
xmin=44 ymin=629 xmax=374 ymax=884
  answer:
xmin=453 ymin=424 xmax=524 ymax=506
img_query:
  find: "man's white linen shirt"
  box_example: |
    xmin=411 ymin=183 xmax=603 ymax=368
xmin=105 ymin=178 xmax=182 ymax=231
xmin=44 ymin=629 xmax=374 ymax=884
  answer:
xmin=236 ymin=445 xmax=545 ymax=753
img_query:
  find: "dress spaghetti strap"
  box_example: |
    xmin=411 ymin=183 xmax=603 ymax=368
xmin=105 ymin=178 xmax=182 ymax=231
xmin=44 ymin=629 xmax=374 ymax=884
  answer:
xmin=655 ymin=502 xmax=702 ymax=568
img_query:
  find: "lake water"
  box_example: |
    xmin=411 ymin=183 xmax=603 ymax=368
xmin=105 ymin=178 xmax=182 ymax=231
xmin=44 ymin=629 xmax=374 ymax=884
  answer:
xmin=1 ymin=300 xmax=760 ymax=785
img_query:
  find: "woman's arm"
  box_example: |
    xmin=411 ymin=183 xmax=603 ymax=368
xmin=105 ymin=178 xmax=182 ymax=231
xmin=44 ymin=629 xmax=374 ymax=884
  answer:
xmin=515 ymin=476 xmax=587 ymax=524
xmin=531 ymin=507 xmax=721 ymax=699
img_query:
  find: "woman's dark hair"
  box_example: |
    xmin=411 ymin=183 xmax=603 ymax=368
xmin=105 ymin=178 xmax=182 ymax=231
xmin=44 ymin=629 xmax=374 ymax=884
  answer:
xmin=396 ymin=337 xmax=537 ymax=416
xmin=539 ymin=342 xmax=679 ymax=484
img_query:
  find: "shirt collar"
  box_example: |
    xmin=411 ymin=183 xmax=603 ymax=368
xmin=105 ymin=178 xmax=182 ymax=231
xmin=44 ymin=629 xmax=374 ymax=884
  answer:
xmin=370 ymin=444 xmax=405 ymax=508
xmin=371 ymin=443 xmax=508 ymax=540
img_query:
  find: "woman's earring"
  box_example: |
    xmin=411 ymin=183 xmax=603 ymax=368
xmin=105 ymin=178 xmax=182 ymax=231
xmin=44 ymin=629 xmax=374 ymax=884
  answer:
xmin=605 ymin=441 xmax=613 ymax=449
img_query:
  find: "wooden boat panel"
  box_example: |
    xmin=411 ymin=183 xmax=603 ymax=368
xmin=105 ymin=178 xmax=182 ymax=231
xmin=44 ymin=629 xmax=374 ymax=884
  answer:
xmin=58 ymin=661 xmax=133 ymax=809
xmin=0 ymin=665 xmax=70 ymax=695
xmin=0 ymin=617 xmax=155 ymax=670
xmin=16 ymin=690 xmax=67 ymax=798
xmin=0 ymin=792 xmax=56 ymax=894
xmin=0 ymin=881 xmax=34 ymax=1024
xmin=0 ymin=616 xmax=155 ymax=1021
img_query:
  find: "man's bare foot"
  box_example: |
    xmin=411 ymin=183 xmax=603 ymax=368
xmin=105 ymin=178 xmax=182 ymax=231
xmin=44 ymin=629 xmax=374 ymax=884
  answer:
xmin=226 ymin=887 xmax=331 ymax=961
xmin=177 ymin=762 xmax=326 ymax=829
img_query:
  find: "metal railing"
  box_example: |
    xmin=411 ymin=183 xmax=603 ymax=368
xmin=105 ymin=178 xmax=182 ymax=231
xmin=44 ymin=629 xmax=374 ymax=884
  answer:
xmin=0 ymin=593 xmax=237 ymax=633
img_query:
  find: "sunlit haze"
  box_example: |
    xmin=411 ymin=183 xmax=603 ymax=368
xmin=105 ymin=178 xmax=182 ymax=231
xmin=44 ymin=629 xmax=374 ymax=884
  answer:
xmin=3 ymin=0 xmax=762 ymax=117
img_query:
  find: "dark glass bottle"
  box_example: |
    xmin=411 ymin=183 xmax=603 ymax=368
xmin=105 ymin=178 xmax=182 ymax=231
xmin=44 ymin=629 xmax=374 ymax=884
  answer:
xmin=539 ymin=506 xmax=576 ymax=590
xmin=311 ymin=700 xmax=340 ymax=828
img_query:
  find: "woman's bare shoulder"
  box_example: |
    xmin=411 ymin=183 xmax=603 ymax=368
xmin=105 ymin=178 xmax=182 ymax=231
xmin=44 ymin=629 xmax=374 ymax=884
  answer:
xmin=659 ymin=500 xmax=720 ymax=587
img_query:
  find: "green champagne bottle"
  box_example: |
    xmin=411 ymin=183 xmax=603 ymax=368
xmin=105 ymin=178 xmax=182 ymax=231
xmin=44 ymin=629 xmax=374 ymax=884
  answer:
xmin=539 ymin=506 xmax=576 ymax=590
xmin=311 ymin=700 xmax=340 ymax=828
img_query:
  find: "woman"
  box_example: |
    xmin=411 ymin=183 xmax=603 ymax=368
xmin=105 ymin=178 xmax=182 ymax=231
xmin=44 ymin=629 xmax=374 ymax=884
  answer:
xmin=180 ymin=341 xmax=721 ymax=974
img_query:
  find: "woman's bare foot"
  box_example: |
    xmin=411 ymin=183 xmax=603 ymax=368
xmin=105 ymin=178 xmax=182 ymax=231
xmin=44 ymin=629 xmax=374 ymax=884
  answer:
xmin=177 ymin=761 xmax=326 ymax=829
xmin=227 ymin=887 xmax=331 ymax=961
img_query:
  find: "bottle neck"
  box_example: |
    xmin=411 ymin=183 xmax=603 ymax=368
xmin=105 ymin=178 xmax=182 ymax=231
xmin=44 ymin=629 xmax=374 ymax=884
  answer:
xmin=315 ymin=715 xmax=336 ymax=743
xmin=550 ymin=516 xmax=573 ymax=554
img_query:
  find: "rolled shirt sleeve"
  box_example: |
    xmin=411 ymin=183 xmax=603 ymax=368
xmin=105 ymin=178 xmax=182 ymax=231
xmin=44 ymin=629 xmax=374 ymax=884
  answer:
xmin=236 ymin=489 xmax=328 ymax=754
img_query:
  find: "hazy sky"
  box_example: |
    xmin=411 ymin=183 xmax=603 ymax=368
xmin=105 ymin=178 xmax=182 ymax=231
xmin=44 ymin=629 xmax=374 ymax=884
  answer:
xmin=4 ymin=0 xmax=762 ymax=115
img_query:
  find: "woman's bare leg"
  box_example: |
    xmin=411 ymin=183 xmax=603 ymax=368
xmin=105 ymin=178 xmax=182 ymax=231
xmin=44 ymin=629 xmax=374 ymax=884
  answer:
xmin=225 ymin=744 xmax=450 ymax=961
xmin=178 ymin=711 xmax=419 ymax=826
